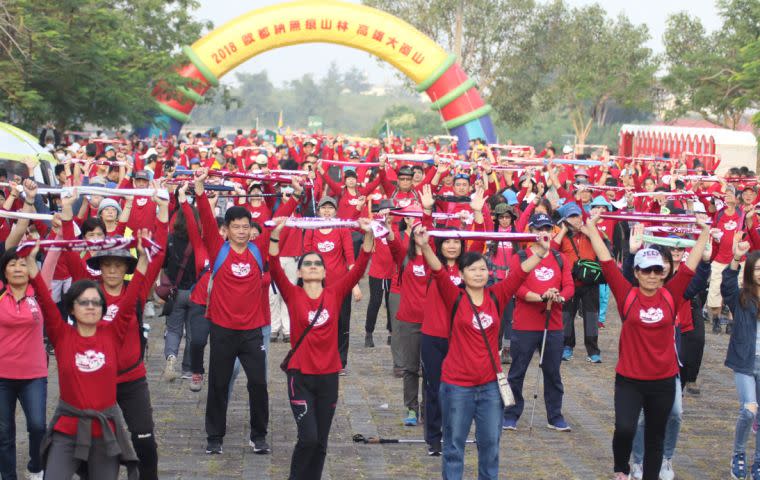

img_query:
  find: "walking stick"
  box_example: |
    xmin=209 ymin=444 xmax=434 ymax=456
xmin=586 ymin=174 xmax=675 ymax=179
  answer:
xmin=352 ymin=434 xmax=476 ymax=445
xmin=529 ymin=299 xmax=552 ymax=436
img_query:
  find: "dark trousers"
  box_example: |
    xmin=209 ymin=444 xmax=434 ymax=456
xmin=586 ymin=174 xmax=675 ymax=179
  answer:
xmin=681 ymin=305 xmax=706 ymax=384
xmin=498 ymin=298 xmax=515 ymax=350
xmin=206 ymin=323 xmax=269 ymax=443
xmin=420 ymin=334 xmax=448 ymax=446
xmin=117 ymin=377 xmax=157 ymax=480
xmin=188 ymin=301 xmax=211 ymax=374
xmin=338 ymin=294 xmax=352 ymax=368
xmin=365 ymin=276 xmax=391 ymax=334
xmin=44 ymin=433 xmax=119 ymax=480
xmin=0 ymin=377 xmax=46 ymax=478
xmin=613 ymin=374 xmax=675 ymax=479
xmin=287 ymin=371 xmax=339 ymax=480
xmin=398 ymin=320 xmax=422 ymax=412
xmin=562 ymin=284 xmax=600 ymax=356
xmin=503 ymin=330 xmax=564 ymax=424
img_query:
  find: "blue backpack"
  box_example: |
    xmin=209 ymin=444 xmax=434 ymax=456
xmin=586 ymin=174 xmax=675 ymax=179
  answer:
xmin=207 ymin=242 xmax=264 ymax=299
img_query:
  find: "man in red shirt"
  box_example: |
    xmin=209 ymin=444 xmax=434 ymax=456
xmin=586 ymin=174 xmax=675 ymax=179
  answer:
xmin=193 ymin=168 xmax=272 ymax=456
xmin=502 ymin=213 xmax=575 ymax=431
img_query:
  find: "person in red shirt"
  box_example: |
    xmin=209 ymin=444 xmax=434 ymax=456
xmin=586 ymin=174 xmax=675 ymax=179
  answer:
xmin=363 ymin=202 xmax=398 ymax=348
xmin=268 ymin=216 xmax=373 ymax=480
xmin=31 ymin=232 xmax=155 ymax=480
xmin=414 ymin=225 xmax=549 ymax=480
xmin=584 ymin=213 xmax=709 ymax=480
xmin=193 ymin=168 xmax=273 ymax=455
xmin=502 ymin=213 xmax=574 ymax=432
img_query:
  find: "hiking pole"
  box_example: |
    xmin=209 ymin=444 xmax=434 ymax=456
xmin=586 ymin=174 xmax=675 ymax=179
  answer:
xmin=529 ymin=299 xmax=552 ymax=436
xmin=352 ymin=434 xmax=476 ymax=445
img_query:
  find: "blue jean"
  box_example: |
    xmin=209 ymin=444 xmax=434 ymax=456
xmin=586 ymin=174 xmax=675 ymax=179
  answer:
xmin=734 ymin=357 xmax=760 ymax=462
xmin=599 ymin=284 xmax=610 ymax=324
xmin=632 ymin=376 xmax=682 ymax=463
xmin=440 ymin=381 xmax=502 ymax=480
xmin=0 ymin=377 xmax=47 ymax=478
xmin=503 ymin=330 xmax=565 ymax=424
xmin=421 ymin=334 xmax=448 ymax=446
xmin=164 ymin=289 xmax=193 ymax=372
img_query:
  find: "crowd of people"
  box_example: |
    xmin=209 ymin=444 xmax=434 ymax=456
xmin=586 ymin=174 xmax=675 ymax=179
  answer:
xmin=1 ymin=126 xmax=759 ymax=480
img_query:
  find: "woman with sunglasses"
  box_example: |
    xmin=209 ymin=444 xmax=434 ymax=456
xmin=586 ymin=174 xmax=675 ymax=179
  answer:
xmin=268 ymin=216 xmax=374 ymax=480
xmin=413 ymin=224 xmax=549 ymax=480
xmin=623 ymin=226 xmax=712 ymax=480
xmin=30 ymin=231 xmax=153 ymax=479
xmin=724 ymin=233 xmax=760 ymax=480
xmin=584 ymin=215 xmax=710 ymax=480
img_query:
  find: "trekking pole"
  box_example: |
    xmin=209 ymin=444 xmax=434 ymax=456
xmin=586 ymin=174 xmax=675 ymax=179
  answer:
xmin=529 ymin=299 xmax=552 ymax=436
xmin=352 ymin=434 xmax=475 ymax=445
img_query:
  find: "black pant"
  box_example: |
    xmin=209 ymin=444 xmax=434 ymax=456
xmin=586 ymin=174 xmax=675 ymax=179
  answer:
xmin=205 ymin=323 xmax=268 ymax=443
xmin=189 ymin=301 xmax=211 ymax=374
xmin=681 ymin=301 xmax=706 ymax=384
xmin=613 ymin=374 xmax=675 ymax=479
xmin=338 ymin=294 xmax=352 ymax=368
xmin=365 ymin=276 xmax=391 ymax=334
xmin=562 ymin=283 xmax=600 ymax=356
xmin=117 ymin=377 xmax=157 ymax=480
xmin=287 ymin=371 xmax=339 ymax=480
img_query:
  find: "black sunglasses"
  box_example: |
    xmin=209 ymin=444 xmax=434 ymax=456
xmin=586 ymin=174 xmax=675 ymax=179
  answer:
xmin=302 ymin=260 xmax=324 ymax=267
xmin=638 ymin=266 xmax=664 ymax=275
xmin=75 ymin=299 xmax=103 ymax=307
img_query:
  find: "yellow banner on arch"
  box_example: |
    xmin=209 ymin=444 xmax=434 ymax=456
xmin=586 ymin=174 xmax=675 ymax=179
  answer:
xmin=190 ymin=0 xmax=449 ymax=85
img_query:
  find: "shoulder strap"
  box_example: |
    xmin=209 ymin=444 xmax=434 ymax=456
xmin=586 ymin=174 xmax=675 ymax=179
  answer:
xmin=246 ymin=242 xmax=264 ymax=274
xmin=449 ymin=292 xmax=464 ymax=338
xmin=290 ymin=300 xmax=325 ymax=355
xmin=567 ymin=233 xmax=581 ymax=258
xmin=551 ymin=249 xmax=564 ymax=271
xmin=211 ymin=242 xmax=264 ymax=279
xmin=172 ymin=243 xmax=193 ymax=288
xmin=622 ymin=288 xmax=638 ymax=322
xmin=517 ymin=249 xmax=528 ymax=263
xmin=489 ymin=290 xmax=500 ymax=317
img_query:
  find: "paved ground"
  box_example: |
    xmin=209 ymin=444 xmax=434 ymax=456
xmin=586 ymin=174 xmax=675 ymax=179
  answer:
xmin=15 ymin=280 xmax=739 ymax=479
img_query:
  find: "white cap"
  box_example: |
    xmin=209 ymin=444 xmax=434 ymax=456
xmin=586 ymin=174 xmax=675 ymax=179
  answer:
xmin=692 ymin=202 xmax=706 ymax=213
xmin=562 ymin=145 xmax=573 ymax=154
xmin=142 ymin=147 xmax=158 ymax=158
xmin=255 ymin=154 xmax=268 ymax=165
xmin=634 ymin=248 xmax=665 ymax=270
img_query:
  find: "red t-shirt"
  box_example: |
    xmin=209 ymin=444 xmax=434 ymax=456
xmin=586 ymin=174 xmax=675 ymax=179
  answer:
xmin=396 ymin=255 xmax=429 ymax=324
xmin=270 ymin=251 xmax=369 ymax=374
xmin=126 ymin=197 xmax=157 ymax=233
xmin=303 ymin=228 xmax=355 ymax=283
xmin=512 ymin=250 xmax=574 ymax=331
xmin=601 ymin=260 xmax=693 ymax=380
xmin=433 ymin=266 xmax=528 ymax=387
xmin=713 ymin=208 xmax=742 ymax=264
xmin=421 ymin=263 xmax=462 ymax=338
xmin=32 ymin=272 xmax=141 ymax=436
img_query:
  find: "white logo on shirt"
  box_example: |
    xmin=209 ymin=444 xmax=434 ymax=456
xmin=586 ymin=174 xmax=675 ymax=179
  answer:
xmin=102 ymin=304 xmax=119 ymax=322
xmin=231 ymin=263 xmax=251 ymax=277
xmin=309 ymin=309 xmax=330 ymax=327
xmin=724 ymin=220 xmax=737 ymax=231
xmin=136 ymin=198 xmax=148 ymax=207
xmin=371 ymin=193 xmax=382 ymax=200
xmin=251 ymin=211 xmax=261 ymax=218
xmin=75 ymin=350 xmax=106 ymax=373
xmin=348 ymin=198 xmax=359 ymax=205
xmin=471 ymin=312 xmax=494 ymax=330
xmin=397 ymin=199 xmax=412 ymax=208
xmin=534 ymin=266 xmax=555 ymax=282
xmin=317 ymin=241 xmax=335 ymax=253
xmin=639 ymin=308 xmax=664 ymax=324
xmin=412 ymin=264 xmax=426 ymax=277
xmin=450 ymin=275 xmax=462 ymax=286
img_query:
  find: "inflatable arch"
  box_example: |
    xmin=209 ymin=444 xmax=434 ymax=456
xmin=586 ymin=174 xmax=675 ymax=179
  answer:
xmin=145 ymin=0 xmax=496 ymax=151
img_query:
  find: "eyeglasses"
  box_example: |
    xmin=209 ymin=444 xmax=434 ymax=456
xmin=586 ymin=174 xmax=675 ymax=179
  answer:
xmin=638 ymin=266 xmax=664 ymax=275
xmin=75 ymin=299 xmax=103 ymax=307
xmin=302 ymin=260 xmax=324 ymax=267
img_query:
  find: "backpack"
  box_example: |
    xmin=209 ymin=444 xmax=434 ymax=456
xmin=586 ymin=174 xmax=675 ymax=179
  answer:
xmin=621 ymin=288 xmax=675 ymax=324
xmin=450 ymin=290 xmax=500 ymax=337
xmin=207 ymin=242 xmax=264 ymax=300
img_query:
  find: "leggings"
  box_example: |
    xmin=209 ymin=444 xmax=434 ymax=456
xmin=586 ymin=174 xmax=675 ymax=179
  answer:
xmin=287 ymin=371 xmax=339 ymax=480
xmin=365 ymin=276 xmax=391 ymax=334
xmin=612 ymin=374 xmax=675 ymax=479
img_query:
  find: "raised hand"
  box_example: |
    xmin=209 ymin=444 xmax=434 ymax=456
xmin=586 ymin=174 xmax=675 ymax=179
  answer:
xmin=629 ymin=223 xmax=644 ymax=253
xmin=470 ymin=187 xmax=487 ymax=212
xmin=733 ymin=231 xmax=750 ymax=259
xmin=421 ymin=184 xmax=435 ymax=210
xmin=413 ymin=225 xmax=429 ymax=247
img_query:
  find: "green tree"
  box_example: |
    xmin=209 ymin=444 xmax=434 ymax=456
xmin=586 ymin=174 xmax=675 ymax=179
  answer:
xmin=0 ymin=0 xmax=212 ymax=132
xmin=371 ymin=104 xmax=443 ymax=138
xmin=491 ymin=1 xmax=657 ymax=146
xmin=342 ymin=66 xmax=370 ymax=94
xmin=362 ymin=0 xmax=536 ymax=92
xmin=663 ymin=0 xmax=760 ymax=129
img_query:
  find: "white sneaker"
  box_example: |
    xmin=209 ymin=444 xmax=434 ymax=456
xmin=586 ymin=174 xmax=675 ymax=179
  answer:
xmin=659 ymin=458 xmax=674 ymax=480
xmin=26 ymin=471 xmax=43 ymax=480
xmin=162 ymin=355 xmax=178 ymax=382
xmin=613 ymin=473 xmax=630 ymax=480
xmin=630 ymin=463 xmax=643 ymax=480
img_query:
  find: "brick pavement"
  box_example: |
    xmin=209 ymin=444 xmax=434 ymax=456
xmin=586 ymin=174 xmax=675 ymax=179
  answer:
xmin=14 ymin=284 xmax=738 ymax=479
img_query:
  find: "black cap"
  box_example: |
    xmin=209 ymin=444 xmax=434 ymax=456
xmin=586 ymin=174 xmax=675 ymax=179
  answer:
xmin=605 ymin=177 xmax=619 ymax=187
xmin=398 ymin=166 xmax=414 ymax=178
xmin=529 ymin=213 xmax=554 ymax=229
xmin=344 ymin=169 xmax=357 ymax=179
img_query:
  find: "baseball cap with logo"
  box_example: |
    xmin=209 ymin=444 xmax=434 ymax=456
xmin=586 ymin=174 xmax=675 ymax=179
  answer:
xmin=133 ymin=170 xmax=150 ymax=181
xmin=398 ymin=166 xmax=414 ymax=178
xmin=318 ymin=196 xmax=337 ymax=209
xmin=634 ymin=248 xmax=665 ymax=270
xmin=529 ymin=213 xmax=554 ymax=229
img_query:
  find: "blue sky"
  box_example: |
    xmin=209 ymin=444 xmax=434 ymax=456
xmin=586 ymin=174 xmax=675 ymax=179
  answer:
xmin=196 ymin=0 xmax=721 ymax=86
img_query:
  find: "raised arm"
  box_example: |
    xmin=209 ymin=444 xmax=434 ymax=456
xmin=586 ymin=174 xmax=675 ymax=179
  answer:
xmin=581 ymin=215 xmax=613 ymax=262
xmin=193 ymin=168 xmax=224 ymax=259
xmin=4 ymin=179 xmax=38 ymax=249
xmin=27 ymin=243 xmax=66 ymax=346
